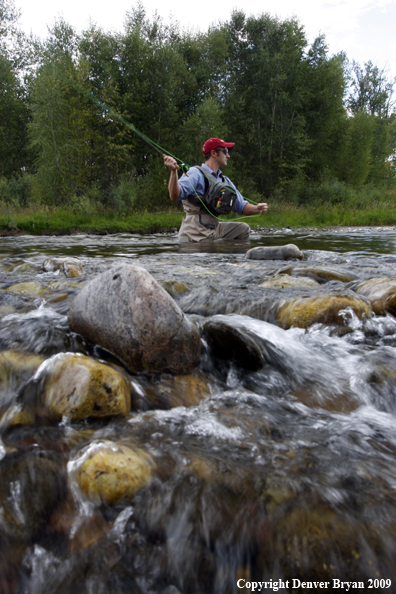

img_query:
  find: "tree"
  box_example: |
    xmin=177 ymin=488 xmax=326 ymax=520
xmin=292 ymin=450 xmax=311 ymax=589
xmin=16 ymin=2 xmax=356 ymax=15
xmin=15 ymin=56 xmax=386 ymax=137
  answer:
xmin=348 ymin=60 xmax=395 ymax=117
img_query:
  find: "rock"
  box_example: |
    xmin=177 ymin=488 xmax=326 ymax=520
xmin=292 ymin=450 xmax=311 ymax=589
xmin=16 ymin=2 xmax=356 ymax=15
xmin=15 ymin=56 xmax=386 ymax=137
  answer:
xmin=278 ymin=266 xmax=357 ymax=284
xmin=202 ymin=318 xmax=265 ymax=371
xmin=4 ymin=282 xmax=46 ymax=295
xmin=161 ymin=280 xmax=189 ymax=297
xmin=60 ymin=260 xmax=84 ymax=278
xmin=37 ymin=353 xmax=131 ymax=421
xmin=260 ymin=275 xmax=320 ymax=289
xmin=43 ymin=256 xmax=83 ymax=274
xmin=0 ymin=452 xmax=66 ymax=540
xmin=0 ymin=350 xmax=45 ymax=397
xmin=355 ymin=277 xmax=396 ymax=316
xmin=276 ymin=293 xmax=372 ymax=329
xmin=246 ymin=244 xmax=303 ymax=260
xmin=142 ymin=371 xmax=212 ymax=410
xmin=68 ymin=264 xmax=203 ymax=374
xmin=75 ymin=441 xmax=156 ymax=505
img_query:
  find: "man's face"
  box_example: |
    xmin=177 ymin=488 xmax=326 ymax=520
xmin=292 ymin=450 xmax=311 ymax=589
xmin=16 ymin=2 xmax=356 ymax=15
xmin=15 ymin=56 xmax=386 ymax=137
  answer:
xmin=213 ymin=147 xmax=230 ymax=168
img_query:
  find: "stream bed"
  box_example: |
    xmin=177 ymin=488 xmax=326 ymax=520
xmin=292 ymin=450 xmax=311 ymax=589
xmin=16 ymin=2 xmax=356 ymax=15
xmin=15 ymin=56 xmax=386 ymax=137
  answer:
xmin=1 ymin=227 xmax=396 ymax=594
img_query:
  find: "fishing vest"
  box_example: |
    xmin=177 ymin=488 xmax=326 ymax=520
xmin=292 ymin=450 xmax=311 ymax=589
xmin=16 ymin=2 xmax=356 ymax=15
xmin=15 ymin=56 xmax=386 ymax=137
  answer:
xmin=186 ymin=166 xmax=237 ymax=216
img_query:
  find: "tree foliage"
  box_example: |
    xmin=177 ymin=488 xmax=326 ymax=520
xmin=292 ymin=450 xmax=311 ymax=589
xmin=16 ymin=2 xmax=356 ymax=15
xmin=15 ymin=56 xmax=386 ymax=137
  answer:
xmin=1 ymin=3 xmax=395 ymax=209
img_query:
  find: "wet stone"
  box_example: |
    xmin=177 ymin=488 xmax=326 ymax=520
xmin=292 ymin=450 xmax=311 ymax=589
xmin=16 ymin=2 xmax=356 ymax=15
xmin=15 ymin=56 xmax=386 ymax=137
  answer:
xmin=246 ymin=244 xmax=303 ymax=260
xmin=43 ymin=256 xmax=83 ymax=275
xmin=202 ymin=318 xmax=265 ymax=371
xmin=0 ymin=451 xmax=67 ymax=541
xmin=278 ymin=265 xmax=358 ymax=284
xmin=68 ymin=264 xmax=203 ymax=374
xmin=75 ymin=441 xmax=156 ymax=505
xmin=355 ymin=277 xmax=396 ymax=316
xmin=36 ymin=353 xmax=131 ymax=422
xmin=260 ymin=275 xmax=320 ymax=289
xmin=140 ymin=370 xmax=212 ymax=410
xmin=276 ymin=293 xmax=372 ymax=329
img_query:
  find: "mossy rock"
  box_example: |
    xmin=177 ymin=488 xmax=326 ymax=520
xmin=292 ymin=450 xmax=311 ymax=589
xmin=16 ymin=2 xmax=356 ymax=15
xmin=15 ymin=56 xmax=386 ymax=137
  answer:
xmin=76 ymin=441 xmax=156 ymax=505
xmin=3 ymin=282 xmax=46 ymax=295
xmin=276 ymin=293 xmax=372 ymax=329
xmin=161 ymin=280 xmax=189 ymax=297
xmin=355 ymin=277 xmax=396 ymax=316
xmin=39 ymin=353 xmax=131 ymax=421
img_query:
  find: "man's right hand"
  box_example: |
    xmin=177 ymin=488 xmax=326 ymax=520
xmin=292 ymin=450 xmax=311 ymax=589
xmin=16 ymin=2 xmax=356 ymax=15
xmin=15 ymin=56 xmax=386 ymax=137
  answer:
xmin=163 ymin=155 xmax=179 ymax=171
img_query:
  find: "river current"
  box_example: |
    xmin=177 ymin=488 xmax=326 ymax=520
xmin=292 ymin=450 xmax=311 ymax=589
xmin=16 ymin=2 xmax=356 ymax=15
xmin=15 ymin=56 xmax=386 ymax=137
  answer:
xmin=1 ymin=227 xmax=396 ymax=594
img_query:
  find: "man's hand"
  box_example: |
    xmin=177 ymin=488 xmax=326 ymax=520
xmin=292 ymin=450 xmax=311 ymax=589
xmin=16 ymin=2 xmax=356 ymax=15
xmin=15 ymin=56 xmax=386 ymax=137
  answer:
xmin=256 ymin=202 xmax=268 ymax=214
xmin=242 ymin=202 xmax=269 ymax=216
xmin=163 ymin=155 xmax=179 ymax=171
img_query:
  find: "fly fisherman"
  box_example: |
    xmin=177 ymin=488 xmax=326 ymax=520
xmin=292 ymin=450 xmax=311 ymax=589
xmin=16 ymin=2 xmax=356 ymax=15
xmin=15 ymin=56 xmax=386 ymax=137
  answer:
xmin=163 ymin=138 xmax=268 ymax=243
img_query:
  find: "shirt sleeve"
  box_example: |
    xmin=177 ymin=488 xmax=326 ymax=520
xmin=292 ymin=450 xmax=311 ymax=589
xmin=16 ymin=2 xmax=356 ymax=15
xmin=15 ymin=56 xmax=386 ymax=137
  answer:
xmin=224 ymin=176 xmax=249 ymax=216
xmin=178 ymin=167 xmax=206 ymax=201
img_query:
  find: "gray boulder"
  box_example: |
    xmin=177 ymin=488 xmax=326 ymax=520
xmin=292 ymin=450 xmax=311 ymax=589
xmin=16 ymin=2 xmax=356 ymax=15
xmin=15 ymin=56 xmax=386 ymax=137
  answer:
xmin=68 ymin=264 xmax=203 ymax=374
xmin=246 ymin=244 xmax=303 ymax=260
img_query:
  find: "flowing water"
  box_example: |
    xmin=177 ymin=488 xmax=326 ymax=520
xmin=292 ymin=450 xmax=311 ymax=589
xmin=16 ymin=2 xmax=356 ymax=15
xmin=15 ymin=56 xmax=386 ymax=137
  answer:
xmin=1 ymin=227 xmax=396 ymax=594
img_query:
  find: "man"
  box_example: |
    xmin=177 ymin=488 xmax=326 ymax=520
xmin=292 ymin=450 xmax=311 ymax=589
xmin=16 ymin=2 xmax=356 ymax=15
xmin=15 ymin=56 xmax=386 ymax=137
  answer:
xmin=163 ymin=137 xmax=268 ymax=243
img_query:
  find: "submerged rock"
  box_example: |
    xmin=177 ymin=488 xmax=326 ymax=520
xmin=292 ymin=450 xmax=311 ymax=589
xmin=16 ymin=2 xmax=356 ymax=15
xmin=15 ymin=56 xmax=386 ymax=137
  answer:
xmin=43 ymin=256 xmax=83 ymax=276
xmin=0 ymin=452 xmax=66 ymax=540
xmin=246 ymin=244 xmax=303 ymax=260
xmin=141 ymin=370 xmax=212 ymax=410
xmin=4 ymin=281 xmax=46 ymax=295
xmin=276 ymin=293 xmax=372 ymax=329
xmin=68 ymin=264 xmax=203 ymax=374
xmin=260 ymin=275 xmax=320 ymax=289
xmin=202 ymin=318 xmax=265 ymax=371
xmin=278 ymin=266 xmax=358 ymax=284
xmin=0 ymin=350 xmax=45 ymax=397
xmin=75 ymin=441 xmax=156 ymax=505
xmin=355 ymin=277 xmax=396 ymax=316
xmin=37 ymin=353 xmax=131 ymax=421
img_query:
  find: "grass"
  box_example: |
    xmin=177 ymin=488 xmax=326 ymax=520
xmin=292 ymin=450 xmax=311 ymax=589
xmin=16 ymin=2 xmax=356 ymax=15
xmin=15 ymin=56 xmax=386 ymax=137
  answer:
xmin=1 ymin=201 xmax=396 ymax=236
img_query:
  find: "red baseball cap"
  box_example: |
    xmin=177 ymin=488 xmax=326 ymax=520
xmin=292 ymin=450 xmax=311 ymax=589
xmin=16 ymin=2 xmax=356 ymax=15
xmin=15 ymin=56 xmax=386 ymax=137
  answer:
xmin=202 ymin=138 xmax=235 ymax=154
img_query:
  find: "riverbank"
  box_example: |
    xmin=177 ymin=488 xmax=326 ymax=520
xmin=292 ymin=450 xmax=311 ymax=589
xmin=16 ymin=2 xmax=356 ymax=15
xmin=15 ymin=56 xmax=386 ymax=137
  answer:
xmin=1 ymin=201 xmax=396 ymax=236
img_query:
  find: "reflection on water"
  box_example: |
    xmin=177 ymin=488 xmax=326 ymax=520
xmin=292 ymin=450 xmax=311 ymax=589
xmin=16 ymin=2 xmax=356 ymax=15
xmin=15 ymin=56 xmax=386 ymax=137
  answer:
xmin=1 ymin=228 xmax=396 ymax=593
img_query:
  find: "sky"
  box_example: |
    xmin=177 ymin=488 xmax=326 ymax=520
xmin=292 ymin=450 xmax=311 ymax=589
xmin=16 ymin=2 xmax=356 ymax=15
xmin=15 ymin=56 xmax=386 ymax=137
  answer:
xmin=14 ymin=0 xmax=396 ymax=78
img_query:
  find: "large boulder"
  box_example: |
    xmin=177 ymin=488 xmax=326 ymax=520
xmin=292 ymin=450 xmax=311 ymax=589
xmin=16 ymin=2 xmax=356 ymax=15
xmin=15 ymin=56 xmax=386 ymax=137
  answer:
xmin=36 ymin=353 xmax=131 ymax=421
xmin=246 ymin=244 xmax=303 ymax=260
xmin=67 ymin=265 xmax=203 ymax=374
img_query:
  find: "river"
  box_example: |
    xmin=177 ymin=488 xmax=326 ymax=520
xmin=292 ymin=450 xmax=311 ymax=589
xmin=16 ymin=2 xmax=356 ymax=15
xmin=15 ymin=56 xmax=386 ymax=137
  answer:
xmin=1 ymin=227 xmax=396 ymax=594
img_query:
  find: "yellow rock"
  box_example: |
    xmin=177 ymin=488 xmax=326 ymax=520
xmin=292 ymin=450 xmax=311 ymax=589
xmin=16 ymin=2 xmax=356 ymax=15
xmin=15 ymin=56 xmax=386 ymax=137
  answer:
xmin=41 ymin=353 xmax=131 ymax=421
xmin=260 ymin=275 xmax=320 ymax=289
xmin=355 ymin=277 xmax=396 ymax=316
xmin=4 ymin=281 xmax=46 ymax=295
xmin=0 ymin=404 xmax=35 ymax=428
xmin=77 ymin=442 xmax=156 ymax=505
xmin=276 ymin=294 xmax=372 ymax=329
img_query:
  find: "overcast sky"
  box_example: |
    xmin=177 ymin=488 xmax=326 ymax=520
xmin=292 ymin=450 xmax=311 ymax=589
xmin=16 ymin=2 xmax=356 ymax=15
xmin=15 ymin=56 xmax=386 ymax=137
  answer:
xmin=15 ymin=0 xmax=396 ymax=78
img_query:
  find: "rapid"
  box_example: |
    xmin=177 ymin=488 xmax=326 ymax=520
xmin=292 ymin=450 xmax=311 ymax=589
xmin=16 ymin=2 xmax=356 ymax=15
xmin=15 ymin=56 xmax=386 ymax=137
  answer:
xmin=1 ymin=227 xmax=396 ymax=594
